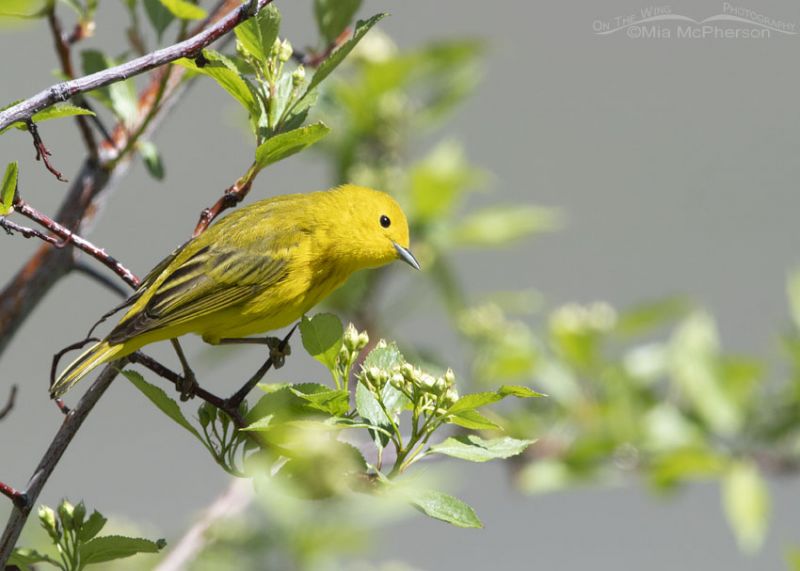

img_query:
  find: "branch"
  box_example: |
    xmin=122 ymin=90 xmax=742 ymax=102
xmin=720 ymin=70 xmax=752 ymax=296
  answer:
xmin=25 ymin=120 xmax=66 ymax=182
xmin=14 ymin=198 xmax=140 ymax=288
xmin=0 ymin=385 xmax=17 ymax=422
xmin=46 ymin=5 xmax=98 ymax=158
xmin=193 ymin=172 xmax=253 ymax=237
xmin=0 ymin=362 xmax=124 ymax=566
xmin=154 ymin=478 xmax=253 ymax=571
xmin=0 ymin=0 xmax=274 ymax=132
xmin=0 ymin=217 xmax=62 ymax=247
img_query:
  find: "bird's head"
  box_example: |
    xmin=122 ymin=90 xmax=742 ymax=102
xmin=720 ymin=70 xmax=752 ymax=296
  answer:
xmin=328 ymin=185 xmax=420 ymax=271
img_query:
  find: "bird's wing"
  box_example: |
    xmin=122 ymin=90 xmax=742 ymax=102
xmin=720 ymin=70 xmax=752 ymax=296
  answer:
xmin=85 ymin=240 xmax=192 ymax=339
xmin=107 ymin=244 xmax=287 ymax=344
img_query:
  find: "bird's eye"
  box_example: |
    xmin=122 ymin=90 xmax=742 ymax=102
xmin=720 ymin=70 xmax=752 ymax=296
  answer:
xmin=380 ymin=215 xmax=391 ymax=228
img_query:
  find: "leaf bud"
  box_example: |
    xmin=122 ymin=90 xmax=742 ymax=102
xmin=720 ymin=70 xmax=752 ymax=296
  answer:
xmin=279 ymin=39 xmax=293 ymax=62
xmin=72 ymin=501 xmax=86 ymax=530
xmin=343 ymin=323 xmax=360 ymax=351
xmin=58 ymin=500 xmax=75 ymax=531
xmin=400 ymin=363 xmax=416 ymax=381
xmin=442 ymin=387 xmax=459 ymax=408
xmin=418 ymin=373 xmax=437 ymax=392
xmin=292 ymin=65 xmax=306 ymax=87
xmin=38 ymin=505 xmax=60 ymax=541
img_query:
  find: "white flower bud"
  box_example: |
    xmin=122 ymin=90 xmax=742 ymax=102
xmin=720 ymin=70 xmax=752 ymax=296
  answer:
xmin=291 ymin=65 xmax=305 ymax=87
xmin=279 ymin=39 xmax=293 ymax=62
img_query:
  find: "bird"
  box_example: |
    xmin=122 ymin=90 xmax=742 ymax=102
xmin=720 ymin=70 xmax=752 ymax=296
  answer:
xmin=51 ymin=184 xmax=419 ymax=398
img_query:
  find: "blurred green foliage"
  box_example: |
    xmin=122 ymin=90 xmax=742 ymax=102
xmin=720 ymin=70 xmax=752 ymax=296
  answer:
xmin=5 ymin=0 xmax=800 ymax=569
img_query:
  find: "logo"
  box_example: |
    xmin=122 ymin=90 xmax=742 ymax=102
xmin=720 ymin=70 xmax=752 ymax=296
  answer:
xmin=593 ymin=3 xmax=797 ymax=40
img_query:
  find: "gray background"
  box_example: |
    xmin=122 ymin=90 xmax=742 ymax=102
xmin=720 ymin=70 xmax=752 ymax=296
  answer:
xmin=2 ymin=1 xmax=800 ymax=569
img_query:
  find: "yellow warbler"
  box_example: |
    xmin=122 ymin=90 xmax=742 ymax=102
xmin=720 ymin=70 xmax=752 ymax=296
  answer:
xmin=52 ymin=185 xmax=419 ymax=398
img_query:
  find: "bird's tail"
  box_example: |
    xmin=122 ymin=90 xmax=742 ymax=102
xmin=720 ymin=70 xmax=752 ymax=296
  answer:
xmin=51 ymin=340 xmax=124 ymax=398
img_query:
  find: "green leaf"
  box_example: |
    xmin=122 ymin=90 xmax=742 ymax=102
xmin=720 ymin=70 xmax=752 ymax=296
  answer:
xmin=0 ymin=103 xmax=95 ymax=137
xmin=30 ymin=102 xmax=95 ymax=122
xmin=300 ymin=13 xmax=386 ymax=101
xmin=79 ymin=535 xmax=166 ymax=565
xmin=174 ymin=50 xmax=259 ymax=117
xmin=143 ymin=0 xmax=174 ymax=39
xmin=234 ymin=4 xmax=281 ymax=62
xmin=159 ymin=0 xmax=206 ymax=20
xmin=139 ymin=140 xmax=165 ymax=180
xmin=405 ymin=488 xmax=483 ymax=528
xmin=0 ymin=161 xmax=18 ymax=215
xmin=448 ymin=384 xmax=543 ymax=414
xmin=78 ymin=510 xmax=108 ymax=542
xmin=448 ymin=391 xmax=503 ymax=414
xmin=363 ymin=341 xmax=404 ymax=370
xmin=410 ymin=141 xmax=485 ymax=222
xmin=669 ymin=311 xmax=741 ymax=436
xmin=451 ymin=205 xmax=561 ymax=247
xmin=122 ymin=370 xmax=204 ymax=443
xmin=429 ymin=435 xmax=533 ymax=462
xmin=615 ymin=297 xmax=691 ymax=337
xmin=8 ymin=547 xmax=61 ymax=568
xmin=355 ymin=381 xmax=390 ymax=447
xmin=723 ymin=460 xmax=770 ymax=553
xmin=447 ymin=409 xmax=501 ymax=431
xmin=81 ymin=50 xmax=138 ymax=125
xmin=498 ymin=384 xmax=545 ymax=398
xmin=314 ymin=0 xmax=362 ymax=43
xmin=291 ymin=387 xmax=350 ymax=417
xmin=253 ymin=121 xmax=330 ymax=172
xmin=0 ymin=0 xmax=48 ymax=18
xmin=300 ymin=313 xmax=343 ymax=372
xmin=648 ymin=446 xmax=727 ymax=490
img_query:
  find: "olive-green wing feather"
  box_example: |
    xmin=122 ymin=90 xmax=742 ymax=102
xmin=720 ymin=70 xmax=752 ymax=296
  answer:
xmin=107 ymin=244 xmax=287 ymax=344
xmin=85 ymin=240 xmax=191 ymax=339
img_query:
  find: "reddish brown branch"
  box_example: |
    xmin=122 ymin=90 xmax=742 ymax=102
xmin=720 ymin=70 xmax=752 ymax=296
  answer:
xmin=296 ymin=27 xmax=352 ymax=68
xmin=192 ymin=24 xmax=352 ymax=237
xmin=0 ymin=363 xmax=123 ymax=564
xmin=0 ymin=217 xmax=64 ymax=247
xmin=0 ymin=386 xmax=18 ymax=422
xmin=47 ymin=6 xmax=98 ymax=157
xmin=25 ymin=120 xmax=66 ymax=182
xmin=193 ymin=175 xmax=253 ymax=237
xmin=0 ymin=481 xmax=27 ymax=510
xmin=0 ymin=0 xmax=275 ymax=132
xmin=13 ymin=198 xmax=140 ymax=289
xmin=0 ymin=2 xmax=264 ymax=566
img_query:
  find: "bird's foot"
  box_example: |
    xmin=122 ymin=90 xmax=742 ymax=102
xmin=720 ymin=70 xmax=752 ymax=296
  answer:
xmin=177 ymin=370 xmax=198 ymax=401
xmin=266 ymin=336 xmax=290 ymax=369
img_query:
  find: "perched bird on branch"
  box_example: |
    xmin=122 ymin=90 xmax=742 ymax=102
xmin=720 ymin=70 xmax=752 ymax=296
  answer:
xmin=52 ymin=185 xmax=419 ymax=398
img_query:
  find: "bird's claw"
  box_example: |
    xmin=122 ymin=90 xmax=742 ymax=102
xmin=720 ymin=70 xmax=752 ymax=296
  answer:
xmin=266 ymin=336 xmax=290 ymax=369
xmin=177 ymin=371 xmax=198 ymax=401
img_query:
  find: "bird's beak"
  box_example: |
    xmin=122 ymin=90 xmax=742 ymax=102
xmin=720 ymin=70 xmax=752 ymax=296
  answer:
xmin=393 ymin=242 xmax=421 ymax=270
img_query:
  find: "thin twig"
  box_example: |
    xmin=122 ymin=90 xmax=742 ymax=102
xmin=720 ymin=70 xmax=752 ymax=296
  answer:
xmin=14 ymin=198 xmax=140 ymax=288
xmin=73 ymin=261 xmax=130 ymax=298
xmin=0 ymin=216 xmax=63 ymax=247
xmin=155 ymin=478 xmax=253 ymax=571
xmin=25 ymin=120 xmax=66 ymax=182
xmin=0 ymin=481 xmax=26 ymax=510
xmin=295 ymin=26 xmax=352 ymax=68
xmin=128 ymin=352 xmax=241 ymax=424
xmin=0 ymin=386 xmax=18 ymax=421
xmin=193 ymin=174 xmax=253 ymax=237
xmin=0 ymin=362 xmax=124 ymax=566
xmin=225 ymin=325 xmax=296 ymax=409
xmin=0 ymin=0 xmax=275 ymax=132
xmin=46 ymin=5 xmax=98 ymax=158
